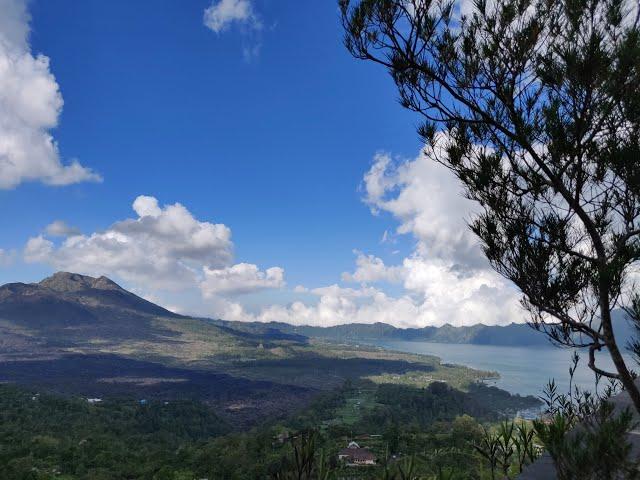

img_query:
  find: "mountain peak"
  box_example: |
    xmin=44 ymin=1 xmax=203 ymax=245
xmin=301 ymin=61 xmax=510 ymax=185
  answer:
xmin=91 ymin=275 xmax=123 ymax=291
xmin=39 ymin=272 xmax=123 ymax=293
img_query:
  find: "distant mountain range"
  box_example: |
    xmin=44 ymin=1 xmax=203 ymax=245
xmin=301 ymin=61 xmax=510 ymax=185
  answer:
xmin=212 ymin=319 xmax=554 ymax=346
xmin=214 ymin=312 xmax=635 ymax=348
xmin=1 ymin=272 xmax=635 ymax=350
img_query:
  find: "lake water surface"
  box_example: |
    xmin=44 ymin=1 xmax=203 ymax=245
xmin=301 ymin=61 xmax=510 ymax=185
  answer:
xmin=374 ymin=340 xmax=634 ymax=398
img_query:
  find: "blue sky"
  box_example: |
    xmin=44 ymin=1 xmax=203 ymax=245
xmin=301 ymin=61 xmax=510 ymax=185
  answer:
xmin=0 ymin=0 xmax=523 ymax=327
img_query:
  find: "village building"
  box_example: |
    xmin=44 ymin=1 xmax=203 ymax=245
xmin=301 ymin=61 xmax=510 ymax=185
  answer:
xmin=337 ymin=441 xmax=376 ymax=466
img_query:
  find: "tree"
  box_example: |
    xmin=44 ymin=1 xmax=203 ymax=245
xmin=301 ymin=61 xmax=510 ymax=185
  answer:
xmin=273 ymin=432 xmax=333 ymax=480
xmin=341 ymin=0 xmax=640 ymax=410
xmin=534 ymin=377 xmax=639 ymax=479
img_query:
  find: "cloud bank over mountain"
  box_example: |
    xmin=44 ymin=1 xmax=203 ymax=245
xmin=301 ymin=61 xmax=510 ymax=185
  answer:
xmin=212 ymin=147 xmax=524 ymax=328
xmin=18 ymin=140 xmax=525 ymax=328
xmin=20 ymin=143 xmax=525 ymax=327
xmin=24 ymin=196 xmax=284 ymax=306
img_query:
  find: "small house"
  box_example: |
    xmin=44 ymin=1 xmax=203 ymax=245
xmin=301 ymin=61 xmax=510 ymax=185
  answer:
xmin=337 ymin=441 xmax=376 ymax=466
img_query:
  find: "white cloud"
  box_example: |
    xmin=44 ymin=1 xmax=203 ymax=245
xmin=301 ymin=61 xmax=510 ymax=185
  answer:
xmin=132 ymin=195 xmax=162 ymax=218
xmin=18 ymin=143 xmax=525 ymax=328
xmin=203 ymin=0 xmax=264 ymax=61
xmin=342 ymin=251 xmax=404 ymax=284
xmin=0 ymin=0 xmax=101 ymax=189
xmin=310 ymin=284 xmax=379 ymax=299
xmin=24 ymin=195 xmax=287 ymax=306
xmin=357 ymin=143 xmax=524 ymax=325
xmin=23 ymin=235 xmax=53 ymax=263
xmin=215 ymin=243 xmax=523 ymax=327
xmin=24 ymin=196 xmax=234 ymax=290
xmin=203 ymin=0 xmax=261 ymax=33
xmin=0 ymin=0 xmax=29 ymax=48
xmin=380 ymin=229 xmax=396 ymax=244
xmin=201 ymin=263 xmax=284 ymax=297
xmin=363 ymin=141 xmax=482 ymax=268
xmin=220 ymin=262 xmax=521 ymax=328
xmin=213 ymin=143 xmax=525 ymax=328
xmin=399 ymin=254 xmax=522 ymax=326
xmin=45 ymin=220 xmax=80 ymax=238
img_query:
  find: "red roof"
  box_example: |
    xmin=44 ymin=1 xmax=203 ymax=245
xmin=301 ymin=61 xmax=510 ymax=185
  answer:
xmin=338 ymin=447 xmax=376 ymax=462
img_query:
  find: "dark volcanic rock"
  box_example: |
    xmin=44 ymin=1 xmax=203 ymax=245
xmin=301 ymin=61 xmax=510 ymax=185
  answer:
xmin=0 ymin=353 xmax=317 ymax=428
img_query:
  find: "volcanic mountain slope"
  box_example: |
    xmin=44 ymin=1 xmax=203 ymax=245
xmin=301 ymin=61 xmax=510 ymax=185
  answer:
xmin=0 ymin=272 xmax=484 ymax=388
xmin=0 ymin=272 xmax=531 ymax=426
xmin=0 ymin=272 xmax=309 ymax=362
xmin=0 ymin=272 xmax=182 ymax=345
xmin=0 ymin=273 xmax=320 ymax=425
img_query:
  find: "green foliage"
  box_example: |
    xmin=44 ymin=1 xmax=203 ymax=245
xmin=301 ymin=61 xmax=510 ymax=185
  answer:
xmin=341 ymin=0 xmax=640 ymax=411
xmin=534 ymin=378 xmax=640 ymax=480
xmin=359 ymin=382 xmax=538 ymax=433
xmin=0 ymin=379 xmax=541 ymax=479
xmin=271 ymin=433 xmax=335 ymax=480
xmin=535 ymin=401 xmax=638 ymax=480
xmin=513 ymin=421 xmax=537 ymax=472
xmin=472 ymin=421 xmax=539 ymax=479
xmin=0 ymin=385 xmax=229 ymax=480
xmin=472 ymin=426 xmax=500 ymax=480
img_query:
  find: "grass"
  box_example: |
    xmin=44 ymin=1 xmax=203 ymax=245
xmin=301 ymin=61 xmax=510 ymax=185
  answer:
xmin=333 ymin=386 xmax=377 ymax=426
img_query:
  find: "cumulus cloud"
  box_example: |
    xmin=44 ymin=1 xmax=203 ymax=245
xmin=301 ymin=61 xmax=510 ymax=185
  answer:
xmin=215 ymin=143 xmax=525 ymax=328
xmin=357 ymin=143 xmax=524 ymax=325
xmin=132 ymin=195 xmax=162 ymax=218
xmin=342 ymin=251 xmax=404 ymax=284
xmin=363 ymin=142 xmax=482 ymax=268
xmin=0 ymin=0 xmax=101 ymax=189
xmin=18 ymin=143 xmax=525 ymax=328
xmin=24 ymin=196 xmax=234 ymax=290
xmin=399 ymin=254 xmax=522 ymax=326
xmin=203 ymin=0 xmax=261 ymax=33
xmin=220 ymin=261 xmax=521 ymax=328
xmin=24 ymin=195 xmax=287 ymax=306
xmin=45 ymin=220 xmax=80 ymax=237
xmin=23 ymin=235 xmax=53 ymax=263
xmin=201 ymin=263 xmax=284 ymax=297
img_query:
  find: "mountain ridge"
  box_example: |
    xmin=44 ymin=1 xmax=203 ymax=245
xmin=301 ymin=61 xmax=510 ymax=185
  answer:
xmin=211 ymin=319 xmax=555 ymax=346
xmin=0 ymin=272 xmax=184 ymax=346
xmin=1 ymin=272 xmax=634 ymax=348
xmin=213 ymin=315 xmax=635 ymax=347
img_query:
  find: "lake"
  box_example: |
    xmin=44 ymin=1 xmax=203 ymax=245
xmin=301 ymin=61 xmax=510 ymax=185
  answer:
xmin=373 ymin=340 xmax=635 ymax=398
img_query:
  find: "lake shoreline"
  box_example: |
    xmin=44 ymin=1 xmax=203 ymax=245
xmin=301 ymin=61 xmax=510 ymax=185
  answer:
xmin=368 ymin=339 xmax=625 ymax=398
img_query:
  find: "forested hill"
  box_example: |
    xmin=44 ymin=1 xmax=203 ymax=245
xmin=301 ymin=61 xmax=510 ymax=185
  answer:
xmin=215 ymin=311 xmax=635 ymax=347
xmin=212 ymin=320 xmax=551 ymax=346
